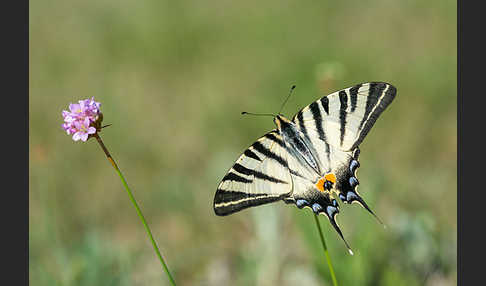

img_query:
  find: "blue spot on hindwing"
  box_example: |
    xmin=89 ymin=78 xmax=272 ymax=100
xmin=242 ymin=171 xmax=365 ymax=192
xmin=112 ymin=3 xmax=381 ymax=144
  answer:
xmin=346 ymin=191 xmax=358 ymax=202
xmin=312 ymin=203 xmax=322 ymax=213
xmin=296 ymin=199 xmax=308 ymax=208
xmin=350 ymin=160 xmax=360 ymax=173
xmin=326 ymin=206 xmax=338 ymax=217
xmin=349 ymin=177 xmax=359 ymax=187
xmin=339 ymin=193 xmax=347 ymax=202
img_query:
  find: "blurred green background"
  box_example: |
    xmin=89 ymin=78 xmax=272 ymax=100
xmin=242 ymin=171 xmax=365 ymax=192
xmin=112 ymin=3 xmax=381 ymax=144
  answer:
xmin=29 ymin=0 xmax=456 ymax=285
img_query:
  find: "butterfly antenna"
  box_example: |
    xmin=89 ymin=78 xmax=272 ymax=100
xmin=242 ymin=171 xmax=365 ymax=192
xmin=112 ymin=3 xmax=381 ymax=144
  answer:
xmin=278 ymin=84 xmax=296 ymax=115
xmin=101 ymin=124 xmax=112 ymax=129
xmin=241 ymin=112 xmax=276 ymax=117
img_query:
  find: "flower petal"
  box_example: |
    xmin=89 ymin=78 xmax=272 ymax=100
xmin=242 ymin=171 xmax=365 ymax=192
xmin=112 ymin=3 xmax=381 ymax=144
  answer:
xmin=69 ymin=103 xmax=80 ymax=113
xmin=72 ymin=132 xmax=81 ymax=141
xmin=73 ymin=120 xmax=83 ymax=129
xmin=87 ymin=127 xmax=97 ymax=134
xmin=80 ymin=133 xmax=89 ymax=141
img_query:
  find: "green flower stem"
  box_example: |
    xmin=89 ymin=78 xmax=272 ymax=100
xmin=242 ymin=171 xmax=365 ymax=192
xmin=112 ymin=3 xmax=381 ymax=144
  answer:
xmin=314 ymin=213 xmax=338 ymax=286
xmin=94 ymin=133 xmax=177 ymax=286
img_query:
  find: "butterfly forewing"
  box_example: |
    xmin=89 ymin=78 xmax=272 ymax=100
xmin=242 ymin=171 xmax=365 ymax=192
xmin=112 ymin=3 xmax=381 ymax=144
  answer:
xmin=292 ymin=82 xmax=396 ymax=152
xmin=214 ymin=131 xmax=293 ymax=216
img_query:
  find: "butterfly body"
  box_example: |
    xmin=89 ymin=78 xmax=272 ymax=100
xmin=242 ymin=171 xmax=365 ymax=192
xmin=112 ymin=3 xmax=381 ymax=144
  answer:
xmin=275 ymin=115 xmax=321 ymax=175
xmin=214 ymin=82 xmax=396 ymax=251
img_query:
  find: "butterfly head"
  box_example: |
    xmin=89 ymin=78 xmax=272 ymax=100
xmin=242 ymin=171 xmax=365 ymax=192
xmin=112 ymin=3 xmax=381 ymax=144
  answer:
xmin=273 ymin=114 xmax=283 ymax=129
xmin=273 ymin=114 xmax=292 ymax=130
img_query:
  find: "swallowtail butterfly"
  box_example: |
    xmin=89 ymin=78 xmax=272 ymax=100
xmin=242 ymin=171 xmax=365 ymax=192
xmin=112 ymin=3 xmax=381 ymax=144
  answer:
xmin=214 ymin=82 xmax=396 ymax=252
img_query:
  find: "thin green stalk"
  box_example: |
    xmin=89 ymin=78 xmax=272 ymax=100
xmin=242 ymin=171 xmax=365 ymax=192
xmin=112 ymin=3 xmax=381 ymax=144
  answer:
xmin=94 ymin=133 xmax=177 ymax=286
xmin=314 ymin=213 xmax=338 ymax=286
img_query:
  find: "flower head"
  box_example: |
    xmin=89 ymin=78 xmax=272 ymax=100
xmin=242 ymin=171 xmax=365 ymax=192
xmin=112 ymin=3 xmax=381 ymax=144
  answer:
xmin=62 ymin=97 xmax=102 ymax=141
xmin=72 ymin=117 xmax=97 ymax=141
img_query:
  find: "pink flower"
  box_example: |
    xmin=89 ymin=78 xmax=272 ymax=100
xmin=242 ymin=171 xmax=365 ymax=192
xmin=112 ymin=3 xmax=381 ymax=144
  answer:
xmin=61 ymin=97 xmax=102 ymax=141
xmin=72 ymin=117 xmax=97 ymax=141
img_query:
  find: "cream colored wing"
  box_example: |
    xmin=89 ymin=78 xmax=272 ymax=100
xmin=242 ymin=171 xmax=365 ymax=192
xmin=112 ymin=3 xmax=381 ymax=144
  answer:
xmin=292 ymin=82 xmax=396 ymax=153
xmin=214 ymin=130 xmax=293 ymax=216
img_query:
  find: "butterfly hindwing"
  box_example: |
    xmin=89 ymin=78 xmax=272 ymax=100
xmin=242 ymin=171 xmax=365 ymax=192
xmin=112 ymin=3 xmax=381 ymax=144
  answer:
xmin=214 ymin=131 xmax=293 ymax=216
xmin=333 ymin=148 xmax=383 ymax=223
xmin=282 ymin=146 xmax=354 ymax=251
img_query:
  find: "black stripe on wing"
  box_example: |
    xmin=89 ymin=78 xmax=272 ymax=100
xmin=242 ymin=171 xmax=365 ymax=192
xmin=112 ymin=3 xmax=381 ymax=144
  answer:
xmin=233 ymin=163 xmax=288 ymax=184
xmin=221 ymin=172 xmax=252 ymax=183
xmin=214 ymin=189 xmax=284 ymax=216
xmin=295 ymin=111 xmax=308 ymax=136
xmin=320 ymin=97 xmax=330 ymax=114
xmin=308 ymin=100 xmax=331 ymax=163
xmin=351 ymin=82 xmax=396 ymax=150
xmin=358 ymin=83 xmax=384 ymax=131
xmin=338 ymin=90 xmax=348 ymax=147
xmin=349 ymin=83 xmax=361 ymax=112
xmin=244 ymin=149 xmax=262 ymax=162
xmin=252 ymin=141 xmax=287 ymax=168
xmin=293 ymin=99 xmax=331 ymax=165
xmin=309 ymin=101 xmax=326 ymax=142
xmin=264 ymin=132 xmax=286 ymax=148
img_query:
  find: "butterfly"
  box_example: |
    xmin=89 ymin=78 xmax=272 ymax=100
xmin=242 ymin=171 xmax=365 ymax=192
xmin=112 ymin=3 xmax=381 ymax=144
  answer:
xmin=213 ymin=82 xmax=396 ymax=253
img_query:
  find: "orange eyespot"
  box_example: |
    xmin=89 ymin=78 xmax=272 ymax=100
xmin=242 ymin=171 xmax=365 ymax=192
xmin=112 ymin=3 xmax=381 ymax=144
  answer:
xmin=324 ymin=173 xmax=336 ymax=184
xmin=316 ymin=178 xmax=326 ymax=192
xmin=315 ymin=173 xmax=336 ymax=192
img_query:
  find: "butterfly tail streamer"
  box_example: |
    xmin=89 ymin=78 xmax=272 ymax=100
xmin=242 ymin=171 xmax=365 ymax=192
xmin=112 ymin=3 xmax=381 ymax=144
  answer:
xmin=352 ymin=194 xmax=385 ymax=227
xmin=323 ymin=213 xmax=354 ymax=255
